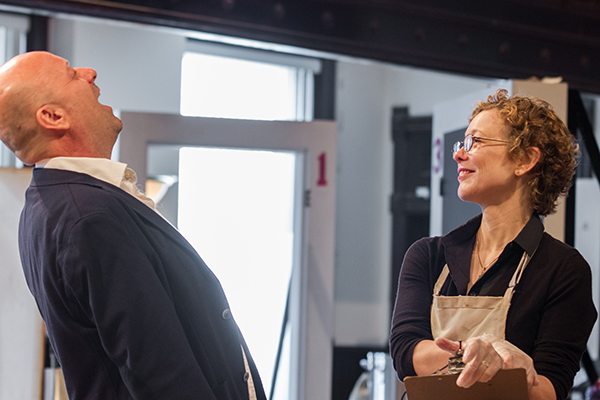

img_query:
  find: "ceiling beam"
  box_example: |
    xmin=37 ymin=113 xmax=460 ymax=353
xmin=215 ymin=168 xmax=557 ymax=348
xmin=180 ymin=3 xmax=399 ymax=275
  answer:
xmin=3 ymin=0 xmax=600 ymax=93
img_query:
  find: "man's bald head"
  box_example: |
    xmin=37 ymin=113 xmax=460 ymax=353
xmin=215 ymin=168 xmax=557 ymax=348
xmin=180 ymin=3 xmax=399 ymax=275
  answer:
xmin=0 ymin=51 xmax=122 ymax=164
xmin=0 ymin=52 xmax=57 ymax=163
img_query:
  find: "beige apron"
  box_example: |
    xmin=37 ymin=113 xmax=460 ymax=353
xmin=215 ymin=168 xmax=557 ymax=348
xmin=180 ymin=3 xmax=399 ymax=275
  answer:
xmin=430 ymin=251 xmax=531 ymax=341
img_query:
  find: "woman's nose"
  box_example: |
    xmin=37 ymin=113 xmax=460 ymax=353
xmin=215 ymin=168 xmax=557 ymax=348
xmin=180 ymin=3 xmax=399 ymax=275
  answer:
xmin=75 ymin=67 xmax=97 ymax=84
xmin=453 ymin=147 xmax=467 ymax=162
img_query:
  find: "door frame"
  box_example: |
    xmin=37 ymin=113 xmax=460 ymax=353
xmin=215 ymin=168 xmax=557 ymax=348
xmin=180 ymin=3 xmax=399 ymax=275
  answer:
xmin=118 ymin=112 xmax=337 ymax=400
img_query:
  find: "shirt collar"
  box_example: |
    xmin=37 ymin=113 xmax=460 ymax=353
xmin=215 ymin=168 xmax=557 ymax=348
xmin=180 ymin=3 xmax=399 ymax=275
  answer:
xmin=512 ymin=212 xmax=544 ymax=256
xmin=442 ymin=212 xmax=543 ymax=254
xmin=441 ymin=212 xmax=544 ymax=294
xmin=36 ymin=157 xmax=128 ymax=188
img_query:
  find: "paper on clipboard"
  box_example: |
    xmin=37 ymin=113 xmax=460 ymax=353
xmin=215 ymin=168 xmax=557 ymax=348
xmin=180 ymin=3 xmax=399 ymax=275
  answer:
xmin=403 ymin=368 xmax=529 ymax=400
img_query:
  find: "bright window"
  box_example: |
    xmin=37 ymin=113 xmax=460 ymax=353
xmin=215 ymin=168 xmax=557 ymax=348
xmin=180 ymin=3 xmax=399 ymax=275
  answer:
xmin=180 ymin=40 xmax=319 ymax=121
xmin=178 ymin=147 xmax=296 ymax=397
xmin=181 ymin=52 xmax=298 ymax=120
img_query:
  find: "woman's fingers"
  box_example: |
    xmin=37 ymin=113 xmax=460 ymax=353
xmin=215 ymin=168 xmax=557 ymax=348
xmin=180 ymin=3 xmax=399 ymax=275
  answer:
xmin=455 ymin=337 xmax=504 ymax=388
xmin=434 ymin=337 xmax=460 ymax=354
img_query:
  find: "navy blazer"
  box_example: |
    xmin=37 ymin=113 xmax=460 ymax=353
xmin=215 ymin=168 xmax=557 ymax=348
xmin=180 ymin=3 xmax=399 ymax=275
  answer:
xmin=19 ymin=168 xmax=266 ymax=400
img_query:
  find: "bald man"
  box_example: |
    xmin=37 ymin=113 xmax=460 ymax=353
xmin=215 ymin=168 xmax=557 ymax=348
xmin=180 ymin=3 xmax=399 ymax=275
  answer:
xmin=0 ymin=51 xmax=265 ymax=400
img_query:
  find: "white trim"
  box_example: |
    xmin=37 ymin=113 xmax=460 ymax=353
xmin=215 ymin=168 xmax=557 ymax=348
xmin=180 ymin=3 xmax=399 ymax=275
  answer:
xmin=0 ymin=12 xmax=29 ymax=33
xmin=0 ymin=12 xmax=29 ymax=168
xmin=186 ymin=38 xmax=322 ymax=73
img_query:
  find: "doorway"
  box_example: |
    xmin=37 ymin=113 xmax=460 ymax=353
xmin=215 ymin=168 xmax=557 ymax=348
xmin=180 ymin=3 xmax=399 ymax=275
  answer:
xmin=178 ymin=146 xmax=299 ymax=398
xmin=119 ymin=112 xmax=336 ymax=400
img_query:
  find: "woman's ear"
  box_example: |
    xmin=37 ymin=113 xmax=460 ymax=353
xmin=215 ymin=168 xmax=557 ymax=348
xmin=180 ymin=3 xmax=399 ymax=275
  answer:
xmin=36 ymin=104 xmax=70 ymax=133
xmin=515 ymin=146 xmax=541 ymax=176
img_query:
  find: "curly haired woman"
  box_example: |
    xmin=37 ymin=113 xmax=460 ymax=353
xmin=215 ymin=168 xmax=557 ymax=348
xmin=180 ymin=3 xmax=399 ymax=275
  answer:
xmin=390 ymin=89 xmax=597 ymax=400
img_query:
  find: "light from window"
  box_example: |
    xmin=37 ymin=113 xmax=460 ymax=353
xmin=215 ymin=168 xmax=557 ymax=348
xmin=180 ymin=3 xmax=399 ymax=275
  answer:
xmin=181 ymin=52 xmax=297 ymax=121
xmin=178 ymin=147 xmax=296 ymax=398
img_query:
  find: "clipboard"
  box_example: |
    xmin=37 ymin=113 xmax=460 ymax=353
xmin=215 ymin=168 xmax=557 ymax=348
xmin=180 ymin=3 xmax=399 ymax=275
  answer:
xmin=403 ymin=368 xmax=529 ymax=400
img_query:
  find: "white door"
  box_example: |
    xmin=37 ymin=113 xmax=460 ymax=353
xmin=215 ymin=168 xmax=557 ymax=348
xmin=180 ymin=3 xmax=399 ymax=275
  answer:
xmin=118 ymin=112 xmax=336 ymax=400
xmin=0 ymin=168 xmax=44 ymax=400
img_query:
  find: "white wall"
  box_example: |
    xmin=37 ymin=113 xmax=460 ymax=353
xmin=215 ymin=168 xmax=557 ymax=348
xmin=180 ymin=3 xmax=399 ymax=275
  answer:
xmin=48 ymin=17 xmax=184 ymax=114
xmin=333 ymin=61 xmax=393 ymax=347
xmin=333 ymin=60 xmax=494 ymax=346
xmin=0 ymin=168 xmax=42 ymax=400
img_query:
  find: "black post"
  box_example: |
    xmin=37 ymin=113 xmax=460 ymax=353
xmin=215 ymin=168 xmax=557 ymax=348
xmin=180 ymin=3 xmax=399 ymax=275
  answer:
xmin=567 ymin=89 xmax=600 ymax=386
xmin=26 ymin=15 xmax=48 ymax=52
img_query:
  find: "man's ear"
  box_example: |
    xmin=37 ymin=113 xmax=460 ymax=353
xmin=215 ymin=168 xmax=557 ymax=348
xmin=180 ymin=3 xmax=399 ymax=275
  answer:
xmin=515 ymin=146 xmax=541 ymax=176
xmin=36 ymin=104 xmax=70 ymax=132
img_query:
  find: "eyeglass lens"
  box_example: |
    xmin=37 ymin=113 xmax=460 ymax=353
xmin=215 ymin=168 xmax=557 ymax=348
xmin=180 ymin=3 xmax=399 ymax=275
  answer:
xmin=453 ymin=135 xmax=473 ymax=155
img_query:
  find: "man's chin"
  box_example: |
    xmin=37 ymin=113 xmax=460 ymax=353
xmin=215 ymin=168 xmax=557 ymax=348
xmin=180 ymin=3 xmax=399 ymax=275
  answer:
xmin=111 ymin=113 xmax=123 ymax=131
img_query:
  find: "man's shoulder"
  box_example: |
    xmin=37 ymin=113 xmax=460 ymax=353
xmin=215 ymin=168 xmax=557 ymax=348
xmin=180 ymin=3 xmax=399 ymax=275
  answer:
xmin=31 ymin=167 xmax=107 ymax=188
xmin=25 ymin=168 xmax=130 ymax=216
xmin=25 ymin=168 xmax=163 ymax=231
xmin=30 ymin=167 xmax=131 ymax=196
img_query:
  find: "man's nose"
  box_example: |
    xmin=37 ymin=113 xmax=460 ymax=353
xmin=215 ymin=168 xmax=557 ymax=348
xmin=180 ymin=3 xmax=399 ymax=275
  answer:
xmin=75 ymin=67 xmax=97 ymax=84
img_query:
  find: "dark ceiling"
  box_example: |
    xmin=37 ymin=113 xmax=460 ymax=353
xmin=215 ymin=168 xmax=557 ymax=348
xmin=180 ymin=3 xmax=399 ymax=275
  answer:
xmin=4 ymin=0 xmax=600 ymax=92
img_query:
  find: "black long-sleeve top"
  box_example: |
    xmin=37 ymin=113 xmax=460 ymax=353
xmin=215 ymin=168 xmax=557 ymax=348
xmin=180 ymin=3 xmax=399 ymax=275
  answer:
xmin=390 ymin=214 xmax=597 ymax=400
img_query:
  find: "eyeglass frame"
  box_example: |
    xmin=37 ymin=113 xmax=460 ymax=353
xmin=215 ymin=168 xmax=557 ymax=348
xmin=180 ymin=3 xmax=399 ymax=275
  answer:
xmin=452 ymin=134 xmax=510 ymax=155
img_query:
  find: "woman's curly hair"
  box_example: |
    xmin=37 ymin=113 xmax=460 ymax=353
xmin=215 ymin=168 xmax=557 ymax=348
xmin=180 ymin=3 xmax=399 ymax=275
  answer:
xmin=470 ymin=89 xmax=579 ymax=216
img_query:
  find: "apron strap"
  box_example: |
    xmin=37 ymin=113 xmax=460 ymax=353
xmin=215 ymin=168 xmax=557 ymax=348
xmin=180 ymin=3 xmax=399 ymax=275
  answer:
xmin=508 ymin=253 xmax=528 ymax=288
xmin=433 ymin=265 xmax=450 ymax=296
xmin=509 ymin=245 xmax=539 ymax=288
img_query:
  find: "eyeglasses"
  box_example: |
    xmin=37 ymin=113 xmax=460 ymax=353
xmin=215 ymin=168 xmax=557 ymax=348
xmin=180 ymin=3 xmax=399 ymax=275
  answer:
xmin=452 ymin=134 xmax=510 ymax=155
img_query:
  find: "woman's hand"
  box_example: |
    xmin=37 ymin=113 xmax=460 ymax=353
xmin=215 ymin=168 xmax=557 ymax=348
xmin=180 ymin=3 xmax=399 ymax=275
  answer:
xmin=436 ymin=335 xmax=539 ymax=389
xmin=435 ymin=336 xmax=503 ymax=388
xmin=481 ymin=333 xmax=539 ymax=389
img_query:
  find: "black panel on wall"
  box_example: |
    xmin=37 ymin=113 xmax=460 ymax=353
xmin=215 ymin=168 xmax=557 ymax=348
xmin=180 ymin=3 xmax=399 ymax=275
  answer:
xmin=26 ymin=15 xmax=48 ymax=52
xmin=3 ymin=0 xmax=600 ymax=93
xmin=313 ymin=59 xmax=336 ymax=121
xmin=390 ymin=107 xmax=432 ymax=306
